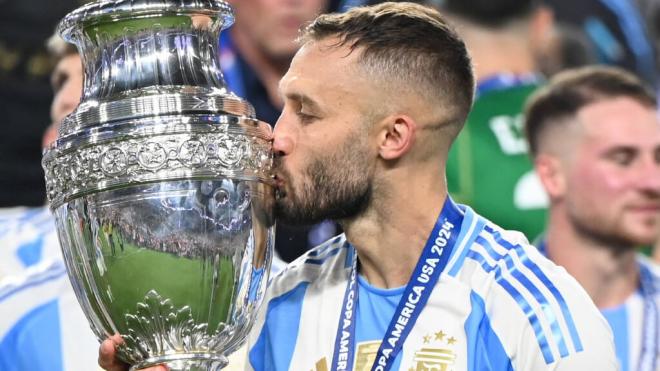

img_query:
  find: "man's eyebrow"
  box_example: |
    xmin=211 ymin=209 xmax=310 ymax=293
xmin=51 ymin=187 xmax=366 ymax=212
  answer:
xmin=286 ymin=92 xmax=323 ymax=112
xmin=603 ymin=145 xmax=637 ymax=153
xmin=600 ymin=145 xmax=639 ymax=158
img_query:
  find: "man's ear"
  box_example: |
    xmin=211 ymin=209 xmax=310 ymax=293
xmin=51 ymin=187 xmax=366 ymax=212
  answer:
xmin=377 ymin=115 xmax=417 ymax=160
xmin=535 ymin=153 xmax=567 ymax=199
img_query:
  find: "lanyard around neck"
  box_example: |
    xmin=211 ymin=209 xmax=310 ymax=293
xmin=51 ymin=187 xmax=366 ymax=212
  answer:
xmin=637 ymin=263 xmax=658 ymax=371
xmin=331 ymin=197 xmax=464 ymax=371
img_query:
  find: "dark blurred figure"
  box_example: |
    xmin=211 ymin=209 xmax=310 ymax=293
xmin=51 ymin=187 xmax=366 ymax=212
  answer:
xmin=537 ymin=22 xmax=599 ymax=77
xmin=544 ymin=0 xmax=658 ymax=88
xmin=652 ymin=5 xmax=660 ymax=86
xmin=224 ymin=0 xmax=340 ymax=262
xmin=0 ymin=0 xmax=83 ymax=207
xmin=435 ymin=0 xmax=555 ymax=241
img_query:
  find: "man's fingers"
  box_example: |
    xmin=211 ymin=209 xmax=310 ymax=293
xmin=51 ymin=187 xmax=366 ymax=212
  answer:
xmin=109 ymin=333 xmax=124 ymax=345
xmin=98 ymin=338 xmax=128 ymax=371
xmin=98 ymin=335 xmax=169 ymax=371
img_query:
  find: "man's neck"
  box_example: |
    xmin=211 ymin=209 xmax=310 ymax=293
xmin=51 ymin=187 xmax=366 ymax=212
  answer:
xmin=229 ymin=28 xmax=289 ymax=108
xmin=545 ymin=211 xmax=639 ymax=309
xmin=343 ymin=172 xmax=449 ymax=289
xmin=459 ymin=26 xmax=537 ymax=81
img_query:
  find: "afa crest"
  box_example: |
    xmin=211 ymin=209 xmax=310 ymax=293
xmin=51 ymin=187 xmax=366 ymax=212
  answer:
xmin=312 ymin=330 xmax=457 ymax=371
xmin=409 ymin=330 xmax=458 ymax=371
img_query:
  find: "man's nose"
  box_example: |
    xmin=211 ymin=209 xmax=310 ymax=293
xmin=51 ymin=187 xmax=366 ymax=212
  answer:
xmin=636 ymin=156 xmax=660 ymax=196
xmin=272 ymin=114 xmax=295 ymax=157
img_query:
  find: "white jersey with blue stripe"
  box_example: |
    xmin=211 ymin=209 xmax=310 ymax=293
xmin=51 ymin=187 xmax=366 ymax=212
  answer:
xmin=247 ymin=205 xmax=617 ymax=370
xmin=0 ymin=207 xmax=100 ymax=371
xmin=0 ymin=207 xmax=62 ymax=278
xmin=601 ymin=256 xmax=660 ymax=371
xmin=0 ymin=259 xmax=99 ymax=371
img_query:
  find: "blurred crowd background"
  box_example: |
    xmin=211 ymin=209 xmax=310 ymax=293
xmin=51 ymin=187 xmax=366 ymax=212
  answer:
xmin=0 ymin=0 xmax=659 ymax=370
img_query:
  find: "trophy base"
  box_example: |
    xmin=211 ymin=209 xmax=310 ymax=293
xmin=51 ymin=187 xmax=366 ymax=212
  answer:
xmin=131 ymin=353 xmax=229 ymax=371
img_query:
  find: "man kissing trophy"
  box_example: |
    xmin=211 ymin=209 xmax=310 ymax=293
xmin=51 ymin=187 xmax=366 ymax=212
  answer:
xmin=42 ymin=0 xmax=275 ymax=369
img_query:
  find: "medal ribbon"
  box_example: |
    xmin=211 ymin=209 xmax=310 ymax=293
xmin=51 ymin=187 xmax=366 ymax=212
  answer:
xmin=331 ymin=197 xmax=464 ymax=371
xmin=637 ymin=263 xmax=658 ymax=371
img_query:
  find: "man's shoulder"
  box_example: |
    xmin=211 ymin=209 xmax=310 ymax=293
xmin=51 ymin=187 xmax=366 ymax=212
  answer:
xmin=247 ymin=234 xmax=350 ymax=359
xmin=0 ymin=206 xmax=59 ymax=278
xmin=0 ymin=258 xmax=99 ymax=370
xmin=0 ymin=259 xmax=69 ymax=339
xmin=456 ymin=222 xmax=590 ymax=306
xmin=454 ymin=222 xmax=614 ymax=367
xmin=266 ymin=234 xmax=350 ymax=300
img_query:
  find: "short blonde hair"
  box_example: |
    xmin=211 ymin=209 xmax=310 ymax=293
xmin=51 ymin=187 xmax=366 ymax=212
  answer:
xmin=46 ymin=33 xmax=78 ymax=63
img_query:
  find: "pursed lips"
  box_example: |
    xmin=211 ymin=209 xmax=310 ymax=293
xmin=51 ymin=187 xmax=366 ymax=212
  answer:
xmin=627 ymin=204 xmax=660 ymax=215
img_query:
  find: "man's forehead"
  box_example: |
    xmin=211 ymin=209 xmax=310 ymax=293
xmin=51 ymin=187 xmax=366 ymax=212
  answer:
xmin=576 ymin=109 xmax=660 ymax=149
xmin=577 ymin=97 xmax=655 ymax=117
xmin=279 ymin=41 xmax=361 ymax=95
xmin=292 ymin=38 xmax=360 ymax=71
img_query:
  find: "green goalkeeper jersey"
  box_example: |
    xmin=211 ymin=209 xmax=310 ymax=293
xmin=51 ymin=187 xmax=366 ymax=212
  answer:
xmin=447 ymin=76 xmax=547 ymax=240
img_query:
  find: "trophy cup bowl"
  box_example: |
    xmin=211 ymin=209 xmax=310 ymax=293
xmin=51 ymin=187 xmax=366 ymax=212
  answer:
xmin=42 ymin=1 xmax=275 ymax=369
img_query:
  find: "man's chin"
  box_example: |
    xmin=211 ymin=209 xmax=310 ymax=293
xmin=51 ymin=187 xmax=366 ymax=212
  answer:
xmin=622 ymin=217 xmax=660 ymax=245
xmin=606 ymin=227 xmax=657 ymax=247
xmin=274 ymin=200 xmax=314 ymax=226
xmin=627 ymin=231 xmax=660 ymax=247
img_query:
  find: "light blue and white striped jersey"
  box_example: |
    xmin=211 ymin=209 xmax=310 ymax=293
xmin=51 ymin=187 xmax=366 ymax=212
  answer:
xmin=247 ymin=205 xmax=617 ymax=370
xmin=0 ymin=207 xmax=62 ymax=278
xmin=600 ymin=256 xmax=660 ymax=371
xmin=0 ymin=207 xmax=99 ymax=371
xmin=0 ymin=259 xmax=100 ymax=371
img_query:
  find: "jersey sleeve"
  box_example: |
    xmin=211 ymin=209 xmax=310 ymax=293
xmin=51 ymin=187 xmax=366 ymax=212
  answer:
xmin=508 ymin=253 xmax=618 ymax=370
xmin=511 ymin=300 xmax=618 ymax=370
xmin=461 ymin=225 xmax=618 ymax=370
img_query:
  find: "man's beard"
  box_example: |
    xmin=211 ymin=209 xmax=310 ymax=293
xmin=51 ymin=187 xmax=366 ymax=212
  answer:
xmin=569 ymin=209 xmax=648 ymax=254
xmin=274 ymin=139 xmax=372 ymax=225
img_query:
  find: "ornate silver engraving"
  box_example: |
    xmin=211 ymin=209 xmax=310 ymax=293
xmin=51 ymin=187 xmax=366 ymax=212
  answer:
xmin=179 ymin=140 xmax=208 ymax=167
xmin=119 ymin=290 xmax=233 ymax=364
xmin=137 ymin=142 xmax=168 ymax=170
xmin=101 ymin=147 xmax=129 ymax=175
xmin=217 ymin=135 xmax=246 ymax=168
xmin=44 ymin=128 xmax=273 ymax=208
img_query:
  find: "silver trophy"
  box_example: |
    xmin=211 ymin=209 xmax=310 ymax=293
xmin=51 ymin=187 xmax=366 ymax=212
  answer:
xmin=42 ymin=1 xmax=275 ymax=369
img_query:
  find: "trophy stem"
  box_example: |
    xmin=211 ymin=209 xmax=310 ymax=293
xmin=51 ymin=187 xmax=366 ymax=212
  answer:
xmin=131 ymin=353 xmax=229 ymax=371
